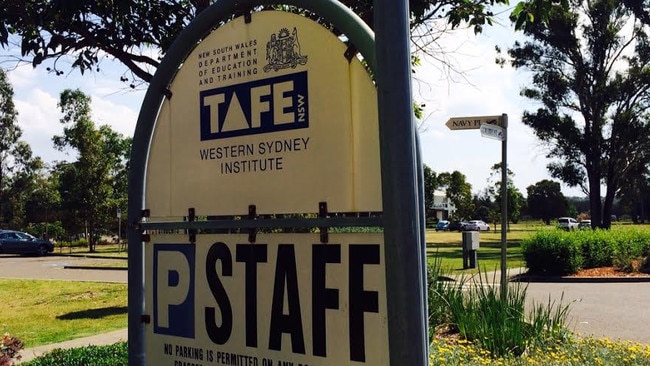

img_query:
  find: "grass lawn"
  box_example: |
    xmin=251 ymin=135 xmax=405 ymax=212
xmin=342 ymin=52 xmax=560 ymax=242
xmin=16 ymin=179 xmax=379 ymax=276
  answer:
xmin=0 ymin=279 xmax=127 ymax=348
xmin=426 ymin=228 xmax=526 ymax=273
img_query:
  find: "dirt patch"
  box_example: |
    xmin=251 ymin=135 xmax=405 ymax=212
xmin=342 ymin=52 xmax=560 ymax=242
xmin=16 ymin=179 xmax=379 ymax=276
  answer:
xmin=570 ymin=266 xmax=650 ymax=278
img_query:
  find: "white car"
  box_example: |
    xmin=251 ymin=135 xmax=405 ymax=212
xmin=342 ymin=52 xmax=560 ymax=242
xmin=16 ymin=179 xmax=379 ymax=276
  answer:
xmin=558 ymin=217 xmax=579 ymax=230
xmin=464 ymin=220 xmax=490 ymax=231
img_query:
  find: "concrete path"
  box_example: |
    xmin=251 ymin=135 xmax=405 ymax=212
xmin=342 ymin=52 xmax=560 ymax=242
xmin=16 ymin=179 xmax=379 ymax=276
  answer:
xmin=17 ymin=329 xmax=128 ymax=364
xmin=449 ymin=268 xmax=650 ymax=344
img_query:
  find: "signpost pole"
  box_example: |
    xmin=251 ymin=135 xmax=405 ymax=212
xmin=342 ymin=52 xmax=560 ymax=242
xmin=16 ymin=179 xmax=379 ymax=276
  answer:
xmin=374 ymin=0 xmax=427 ymax=365
xmin=500 ymin=113 xmax=508 ymax=300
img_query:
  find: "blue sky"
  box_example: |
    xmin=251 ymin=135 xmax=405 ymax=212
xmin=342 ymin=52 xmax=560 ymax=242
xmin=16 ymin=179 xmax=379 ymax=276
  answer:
xmin=3 ymin=10 xmax=585 ymax=198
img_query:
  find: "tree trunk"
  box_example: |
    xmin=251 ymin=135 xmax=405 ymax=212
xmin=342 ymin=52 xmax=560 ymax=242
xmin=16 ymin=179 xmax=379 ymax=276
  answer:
xmin=88 ymin=218 xmax=96 ymax=252
xmin=603 ymin=188 xmax=615 ymax=229
xmin=588 ymin=175 xmax=602 ymax=228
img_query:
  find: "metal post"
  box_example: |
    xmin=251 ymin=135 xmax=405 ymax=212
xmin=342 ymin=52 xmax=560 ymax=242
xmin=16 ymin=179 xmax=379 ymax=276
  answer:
xmin=117 ymin=209 xmax=122 ymax=248
xmin=375 ymin=0 xmax=427 ymax=364
xmin=500 ymin=113 xmax=508 ymax=300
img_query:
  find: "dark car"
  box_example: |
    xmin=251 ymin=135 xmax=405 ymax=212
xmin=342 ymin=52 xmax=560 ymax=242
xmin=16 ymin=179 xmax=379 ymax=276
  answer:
xmin=447 ymin=221 xmax=468 ymax=232
xmin=0 ymin=230 xmax=54 ymax=256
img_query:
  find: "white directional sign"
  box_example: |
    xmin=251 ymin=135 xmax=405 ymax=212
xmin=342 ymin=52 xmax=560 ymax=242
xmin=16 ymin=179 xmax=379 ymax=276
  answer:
xmin=445 ymin=115 xmax=504 ymax=130
xmin=480 ymin=124 xmax=506 ymax=141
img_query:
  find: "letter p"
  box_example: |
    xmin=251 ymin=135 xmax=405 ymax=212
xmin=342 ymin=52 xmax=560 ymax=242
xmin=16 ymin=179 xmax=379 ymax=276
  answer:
xmin=153 ymin=244 xmax=196 ymax=338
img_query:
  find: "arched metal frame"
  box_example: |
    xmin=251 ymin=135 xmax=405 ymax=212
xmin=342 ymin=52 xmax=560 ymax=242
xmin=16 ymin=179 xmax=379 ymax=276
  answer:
xmin=127 ymin=1 xmax=425 ymax=365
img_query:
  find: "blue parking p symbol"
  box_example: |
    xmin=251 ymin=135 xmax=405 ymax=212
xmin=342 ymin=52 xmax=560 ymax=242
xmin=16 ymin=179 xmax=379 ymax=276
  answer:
xmin=153 ymin=244 xmax=196 ymax=338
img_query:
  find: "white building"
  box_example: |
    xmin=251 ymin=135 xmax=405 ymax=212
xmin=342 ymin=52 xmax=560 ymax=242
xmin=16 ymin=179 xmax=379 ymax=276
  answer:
xmin=429 ymin=190 xmax=456 ymax=220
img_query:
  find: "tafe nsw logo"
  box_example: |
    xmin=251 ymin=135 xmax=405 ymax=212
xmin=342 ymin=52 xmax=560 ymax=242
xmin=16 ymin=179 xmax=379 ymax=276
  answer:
xmin=199 ymin=72 xmax=309 ymax=140
xmin=153 ymin=244 xmax=196 ymax=338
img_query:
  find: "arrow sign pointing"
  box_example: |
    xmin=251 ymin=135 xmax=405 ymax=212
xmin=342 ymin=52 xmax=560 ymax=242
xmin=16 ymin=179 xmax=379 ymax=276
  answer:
xmin=445 ymin=115 xmax=504 ymax=130
xmin=480 ymin=124 xmax=506 ymax=141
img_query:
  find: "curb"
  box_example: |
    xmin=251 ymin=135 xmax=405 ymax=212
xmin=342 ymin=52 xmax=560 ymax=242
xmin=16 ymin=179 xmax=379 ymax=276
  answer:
xmin=510 ymin=274 xmax=650 ymax=283
xmin=51 ymin=253 xmax=128 ymax=260
xmin=63 ymin=265 xmax=127 ymax=271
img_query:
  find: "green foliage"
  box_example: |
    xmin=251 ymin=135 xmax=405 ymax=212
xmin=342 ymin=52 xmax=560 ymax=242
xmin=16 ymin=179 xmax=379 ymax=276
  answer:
xmin=426 ymin=256 xmax=455 ymax=338
xmin=23 ymin=342 xmax=127 ymax=366
xmin=1 ymin=0 xmax=508 ymax=85
xmin=507 ymin=0 xmax=650 ymax=229
xmin=429 ymin=336 xmax=650 ymax=365
xmin=526 ymin=179 xmax=568 ymax=224
xmin=53 ymin=89 xmax=130 ymax=251
xmin=25 ymin=221 xmax=66 ymax=241
xmin=64 ymin=238 xmax=89 ymax=248
xmin=576 ymin=230 xmax=614 ymax=268
xmin=0 ymin=68 xmax=44 ymax=229
xmin=609 ymin=229 xmax=650 ymax=272
xmin=521 ymin=231 xmax=583 ymax=275
xmin=428 ymin=264 xmax=572 ymax=358
xmin=522 ymin=228 xmax=650 ymax=274
xmin=438 ymin=171 xmax=474 ymax=220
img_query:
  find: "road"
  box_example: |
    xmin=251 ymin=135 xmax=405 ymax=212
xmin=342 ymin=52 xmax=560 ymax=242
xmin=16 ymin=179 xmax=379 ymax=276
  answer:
xmin=0 ymin=254 xmax=127 ymax=283
xmin=2 ymin=255 xmax=649 ymax=345
xmin=523 ymin=280 xmax=650 ymax=344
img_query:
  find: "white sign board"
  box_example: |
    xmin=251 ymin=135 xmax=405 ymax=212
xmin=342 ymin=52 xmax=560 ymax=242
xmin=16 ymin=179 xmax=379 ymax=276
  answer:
xmin=445 ymin=115 xmax=504 ymax=130
xmin=145 ymin=11 xmax=381 ymax=217
xmin=480 ymin=124 xmax=506 ymax=141
xmin=145 ymin=233 xmax=389 ymax=365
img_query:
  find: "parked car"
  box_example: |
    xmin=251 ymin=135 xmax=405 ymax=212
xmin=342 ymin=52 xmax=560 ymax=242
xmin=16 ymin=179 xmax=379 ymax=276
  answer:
xmin=464 ymin=220 xmax=490 ymax=231
xmin=447 ymin=221 xmax=468 ymax=232
xmin=578 ymin=219 xmax=592 ymax=230
xmin=435 ymin=220 xmax=450 ymax=231
xmin=0 ymin=230 xmax=54 ymax=256
xmin=557 ymin=217 xmax=579 ymax=231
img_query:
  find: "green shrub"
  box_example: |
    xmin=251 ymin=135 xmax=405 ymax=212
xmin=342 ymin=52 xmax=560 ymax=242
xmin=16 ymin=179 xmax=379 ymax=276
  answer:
xmin=522 ymin=228 xmax=650 ymax=275
xmin=427 ymin=256 xmax=459 ymax=341
xmin=576 ymin=229 xmax=614 ymax=268
xmin=610 ymin=229 xmax=650 ymax=271
xmin=23 ymin=342 xmax=127 ymax=366
xmin=58 ymin=238 xmax=89 ymax=248
xmin=437 ymin=270 xmax=571 ymax=358
xmin=521 ymin=231 xmax=583 ymax=275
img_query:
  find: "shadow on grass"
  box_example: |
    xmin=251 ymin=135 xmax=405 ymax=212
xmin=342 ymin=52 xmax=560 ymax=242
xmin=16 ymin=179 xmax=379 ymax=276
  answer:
xmin=57 ymin=306 xmax=127 ymax=320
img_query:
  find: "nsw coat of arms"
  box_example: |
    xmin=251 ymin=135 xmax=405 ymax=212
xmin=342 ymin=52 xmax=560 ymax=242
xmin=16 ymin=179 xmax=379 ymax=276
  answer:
xmin=264 ymin=27 xmax=308 ymax=72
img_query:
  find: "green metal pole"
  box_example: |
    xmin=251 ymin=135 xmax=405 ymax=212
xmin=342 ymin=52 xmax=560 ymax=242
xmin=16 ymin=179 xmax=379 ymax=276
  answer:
xmin=374 ymin=0 xmax=428 ymax=364
xmin=500 ymin=113 xmax=508 ymax=300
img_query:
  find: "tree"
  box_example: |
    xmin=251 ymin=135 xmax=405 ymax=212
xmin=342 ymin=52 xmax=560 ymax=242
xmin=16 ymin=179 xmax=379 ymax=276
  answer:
xmin=438 ymin=170 xmax=473 ymax=220
xmin=472 ymin=190 xmax=496 ymax=223
xmin=0 ymin=67 xmax=45 ymax=230
xmin=616 ymin=165 xmax=650 ymax=223
xmin=1 ymin=1 xmax=510 ymax=86
xmin=526 ymin=179 xmax=568 ymax=225
xmin=0 ymin=67 xmax=21 ymax=224
xmin=53 ymin=89 xmax=130 ymax=251
xmin=2 ymin=141 xmax=45 ymax=230
xmin=423 ymin=164 xmax=439 ymax=213
xmin=504 ymin=0 xmax=650 ymax=228
xmin=488 ymin=163 xmax=524 ymax=224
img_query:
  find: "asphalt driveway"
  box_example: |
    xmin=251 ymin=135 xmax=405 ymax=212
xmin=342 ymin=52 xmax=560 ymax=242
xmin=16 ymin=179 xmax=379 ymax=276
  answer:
xmin=0 ymin=254 xmax=127 ymax=283
xmin=2 ymin=256 xmax=648 ymax=345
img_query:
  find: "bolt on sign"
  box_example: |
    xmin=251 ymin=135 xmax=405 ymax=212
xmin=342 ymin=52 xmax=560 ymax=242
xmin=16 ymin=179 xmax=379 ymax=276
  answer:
xmin=142 ymin=10 xmax=388 ymax=366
